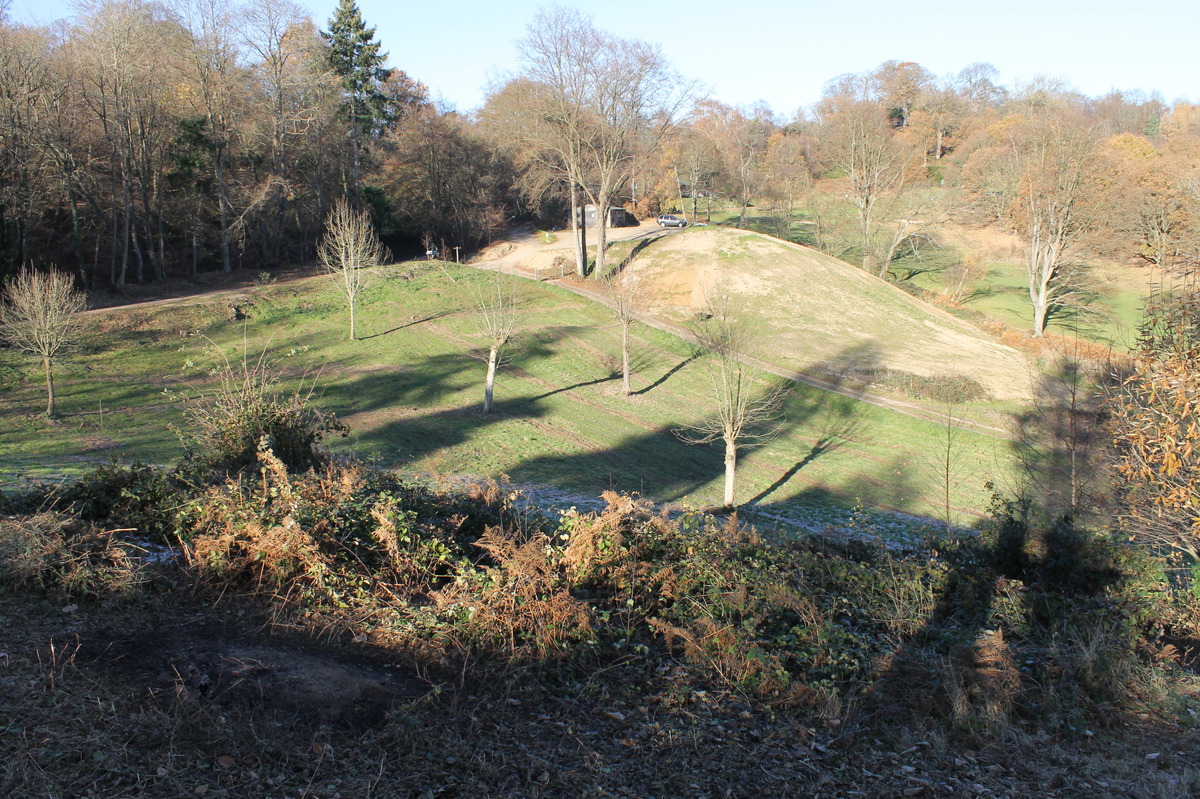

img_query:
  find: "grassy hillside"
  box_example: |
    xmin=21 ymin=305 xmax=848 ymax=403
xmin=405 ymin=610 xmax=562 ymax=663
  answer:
xmin=622 ymin=227 xmax=1032 ymax=407
xmin=0 ymin=259 xmax=1018 ymax=533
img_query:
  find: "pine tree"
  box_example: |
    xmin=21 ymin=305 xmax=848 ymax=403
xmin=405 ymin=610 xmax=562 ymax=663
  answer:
xmin=322 ymin=0 xmax=392 ymax=199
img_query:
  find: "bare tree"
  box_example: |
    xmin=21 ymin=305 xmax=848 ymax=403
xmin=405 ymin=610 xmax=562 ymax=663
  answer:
xmin=761 ymin=131 xmax=812 ymax=240
xmin=173 ymin=0 xmax=243 ymax=274
xmin=668 ymin=125 xmax=722 ymax=225
xmin=603 ymin=265 xmax=646 ymax=396
xmin=317 ymin=199 xmax=386 ymax=340
xmin=693 ymin=100 xmax=772 ymax=229
xmin=871 ymin=188 xmax=954 ymax=279
xmin=961 ymin=112 xmax=1105 ymax=335
xmin=675 ymin=295 xmax=788 ymax=508
xmin=824 ymin=102 xmax=909 ymax=272
xmin=1015 ymin=335 xmax=1108 ymax=520
xmin=925 ymin=400 xmax=972 ymax=536
xmin=1 ymin=267 xmax=87 ymax=416
xmin=239 ymin=0 xmax=335 ymax=265
xmin=1008 ymin=116 xmax=1104 ymax=336
xmin=516 ymin=7 xmax=688 ymax=278
xmin=471 ymin=273 xmax=520 ymax=414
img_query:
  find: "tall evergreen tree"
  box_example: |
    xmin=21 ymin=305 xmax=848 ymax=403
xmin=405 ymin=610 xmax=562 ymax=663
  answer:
xmin=322 ymin=0 xmax=392 ymax=199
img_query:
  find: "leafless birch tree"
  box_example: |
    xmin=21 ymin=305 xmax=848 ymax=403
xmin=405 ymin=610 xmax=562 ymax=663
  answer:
xmin=603 ymin=266 xmax=646 ymax=396
xmin=676 ymin=295 xmax=787 ymax=508
xmin=471 ymin=273 xmax=520 ymax=414
xmin=318 ymin=199 xmax=386 ymax=340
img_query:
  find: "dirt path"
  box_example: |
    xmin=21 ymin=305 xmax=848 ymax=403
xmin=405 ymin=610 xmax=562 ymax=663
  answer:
xmin=470 ymin=220 xmax=678 ymax=278
xmin=81 ymin=266 xmax=322 ymax=317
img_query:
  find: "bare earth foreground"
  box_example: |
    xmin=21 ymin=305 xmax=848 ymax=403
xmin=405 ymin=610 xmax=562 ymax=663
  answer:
xmin=3 ymin=593 xmax=1198 ymax=798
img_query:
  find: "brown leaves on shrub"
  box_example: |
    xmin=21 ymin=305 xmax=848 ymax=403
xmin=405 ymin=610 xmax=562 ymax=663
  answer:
xmin=0 ymin=512 xmax=145 ymax=600
xmin=181 ymin=447 xmax=335 ymax=593
xmin=434 ymin=523 xmax=593 ymax=661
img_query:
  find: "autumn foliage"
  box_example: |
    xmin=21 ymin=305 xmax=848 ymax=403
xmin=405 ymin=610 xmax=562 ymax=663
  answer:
xmin=1108 ymin=280 xmax=1200 ymax=560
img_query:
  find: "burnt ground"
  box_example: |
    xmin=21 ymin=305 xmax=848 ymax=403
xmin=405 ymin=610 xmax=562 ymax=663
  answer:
xmin=74 ymin=616 xmax=426 ymax=730
xmin=3 ymin=594 xmax=1199 ymax=799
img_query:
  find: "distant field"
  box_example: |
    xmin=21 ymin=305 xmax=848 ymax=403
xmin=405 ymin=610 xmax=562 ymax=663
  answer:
xmin=0 ymin=259 xmax=1017 ymax=536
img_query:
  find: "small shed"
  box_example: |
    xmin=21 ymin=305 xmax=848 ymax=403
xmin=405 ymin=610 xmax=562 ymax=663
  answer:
xmin=583 ymin=204 xmax=637 ymax=228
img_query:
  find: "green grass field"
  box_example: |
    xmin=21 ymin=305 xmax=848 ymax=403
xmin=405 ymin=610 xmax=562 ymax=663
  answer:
xmin=0 ymin=261 xmax=1017 ymax=534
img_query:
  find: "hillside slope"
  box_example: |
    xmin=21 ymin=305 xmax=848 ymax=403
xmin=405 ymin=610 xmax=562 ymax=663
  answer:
xmin=1 ymin=258 xmax=1016 ymax=527
xmin=609 ymin=228 xmax=1032 ymax=402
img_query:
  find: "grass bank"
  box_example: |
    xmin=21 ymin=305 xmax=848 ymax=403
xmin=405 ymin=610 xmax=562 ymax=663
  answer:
xmin=1 ymin=261 xmax=1016 ymax=533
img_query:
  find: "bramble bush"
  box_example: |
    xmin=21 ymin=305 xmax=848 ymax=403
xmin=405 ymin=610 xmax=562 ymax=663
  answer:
xmin=175 ymin=346 xmax=347 ymax=479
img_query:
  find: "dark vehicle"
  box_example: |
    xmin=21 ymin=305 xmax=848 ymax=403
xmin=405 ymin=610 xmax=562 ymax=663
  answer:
xmin=657 ymin=215 xmax=687 ymax=228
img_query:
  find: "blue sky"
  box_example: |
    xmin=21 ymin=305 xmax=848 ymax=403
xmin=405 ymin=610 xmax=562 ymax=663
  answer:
xmin=10 ymin=0 xmax=1198 ymax=117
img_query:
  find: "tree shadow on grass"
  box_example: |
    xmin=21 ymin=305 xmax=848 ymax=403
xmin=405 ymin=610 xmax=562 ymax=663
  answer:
xmin=530 ymin=373 xmax=620 ymax=401
xmin=358 ymin=311 xmax=450 ymax=340
xmin=859 ymin=505 xmax=1124 ymax=737
xmin=604 ymin=235 xmax=658 ymax=278
xmin=860 ymin=354 xmax=1126 ymax=739
xmin=745 ymin=434 xmax=844 ymax=507
xmin=632 ymin=353 xmax=700 ymax=396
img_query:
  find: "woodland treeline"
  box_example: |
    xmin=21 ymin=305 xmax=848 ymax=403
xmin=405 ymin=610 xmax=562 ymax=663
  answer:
xmin=3 ymin=1 xmax=1199 ymax=329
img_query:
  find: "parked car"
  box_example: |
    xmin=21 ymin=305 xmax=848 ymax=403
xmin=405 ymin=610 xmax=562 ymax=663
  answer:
xmin=656 ymin=215 xmax=687 ymax=228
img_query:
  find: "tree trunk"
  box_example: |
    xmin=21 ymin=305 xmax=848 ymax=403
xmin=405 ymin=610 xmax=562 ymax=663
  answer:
xmin=621 ymin=318 xmax=631 ymax=395
xmin=1029 ymin=246 xmax=1054 ymax=337
xmin=570 ymin=186 xmax=587 ymax=278
xmin=860 ymin=204 xmax=874 ymax=272
xmin=109 ymin=195 xmax=119 ymax=287
xmin=594 ymin=203 xmax=609 ymax=278
xmin=351 ymin=121 xmax=362 ymax=202
xmin=119 ymin=168 xmax=133 ymax=285
xmin=44 ymin=355 xmax=55 ymax=417
xmin=66 ymin=182 xmax=86 ymax=287
xmin=723 ymin=437 xmax=737 ymax=508
xmin=1032 ymin=296 xmax=1049 ymax=337
xmin=483 ymin=345 xmax=499 ymax=413
xmin=131 ymin=222 xmax=145 ymax=284
xmin=215 ymin=147 xmax=232 ymax=273
xmin=349 ymin=297 xmax=357 ymax=341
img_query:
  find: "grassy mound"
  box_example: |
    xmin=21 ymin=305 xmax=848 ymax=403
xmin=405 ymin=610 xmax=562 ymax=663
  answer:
xmin=622 ymin=227 xmax=1033 ymax=404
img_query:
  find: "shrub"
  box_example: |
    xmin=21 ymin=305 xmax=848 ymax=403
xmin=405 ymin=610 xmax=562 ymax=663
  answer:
xmin=179 ymin=447 xmax=473 ymax=606
xmin=434 ymin=522 xmax=595 ymax=662
xmin=844 ymin=366 xmax=989 ymax=403
xmin=1107 ymin=279 xmax=1200 ymax=563
xmin=177 ymin=346 xmax=347 ymax=479
xmin=0 ymin=512 xmax=145 ymax=600
xmin=35 ymin=463 xmax=183 ymax=542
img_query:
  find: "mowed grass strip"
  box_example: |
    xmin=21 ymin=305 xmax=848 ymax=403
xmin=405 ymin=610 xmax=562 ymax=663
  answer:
xmin=0 ymin=262 xmax=1015 ymax=528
